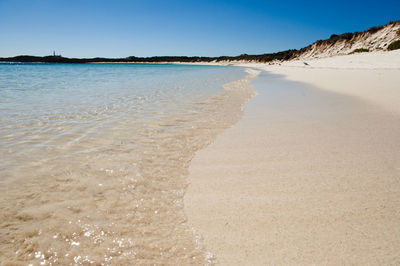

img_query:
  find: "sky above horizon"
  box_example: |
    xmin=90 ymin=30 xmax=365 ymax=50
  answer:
xmin=0 ymin=0 xmax=399 ymax=58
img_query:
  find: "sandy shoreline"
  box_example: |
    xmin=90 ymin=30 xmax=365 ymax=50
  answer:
xmin=243 ymin=49 xmax=400 ymax=115
xmin=185 ymin=51 xmax=400 ymax=264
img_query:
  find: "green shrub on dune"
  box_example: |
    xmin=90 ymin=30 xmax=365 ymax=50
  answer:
xmin=388 ymin=40 xmax=400 ymax=51
xmin=350 ymin=48 xmax=369 ymax=54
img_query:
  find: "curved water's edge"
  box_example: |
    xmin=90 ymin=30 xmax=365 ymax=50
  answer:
xmin=184 ymin=68 xmax=260 ymax=265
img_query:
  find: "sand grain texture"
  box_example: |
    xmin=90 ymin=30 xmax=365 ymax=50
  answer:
xmin=185 ymin=55 xmax=400 ymax=265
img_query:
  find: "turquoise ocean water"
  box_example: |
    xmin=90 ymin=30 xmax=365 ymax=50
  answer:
xmin=0 ymin=63 xmax=244 ymax=169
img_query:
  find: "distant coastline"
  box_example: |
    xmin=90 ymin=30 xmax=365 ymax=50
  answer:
xmin=2 ymin=20 xmax=398 ymax=64
xmin=0 ymin=52 xmax=295 ymax=64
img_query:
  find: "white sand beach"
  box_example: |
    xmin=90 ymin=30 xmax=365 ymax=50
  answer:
xmin=263 ymin=49 xmax=400 ymax=115
xmin=185 ymin=51 xmax=400 ymax=265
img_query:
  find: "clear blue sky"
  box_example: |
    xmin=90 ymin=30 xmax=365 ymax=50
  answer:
xmin=0 ymin=0 xmax=399 ymax=58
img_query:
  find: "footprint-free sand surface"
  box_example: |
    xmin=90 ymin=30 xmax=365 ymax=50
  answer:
xmin=185 ymin=53 xmax=400 ymax=265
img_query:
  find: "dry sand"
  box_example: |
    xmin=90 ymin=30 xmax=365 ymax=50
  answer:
xmin=184 ymin=51 xmax=400 ymax=265
xmin=264 ymin=49 xmax=400 ymax=115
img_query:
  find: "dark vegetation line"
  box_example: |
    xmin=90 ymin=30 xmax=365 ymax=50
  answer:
xmin=0 ymin=51 xmax=299 ymax=64
xmin=1 ymin=21 xmax=399 ymax=64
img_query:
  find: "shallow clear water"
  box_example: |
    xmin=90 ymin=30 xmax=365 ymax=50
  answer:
xmin=0 ymin=63 xmax=256 ymax=265
xmin=0 ymin=63 xmax=244 ymax=169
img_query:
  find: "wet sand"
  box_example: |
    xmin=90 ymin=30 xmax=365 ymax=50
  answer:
xmin=185 ymin=67 xmax=400 ymax=264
